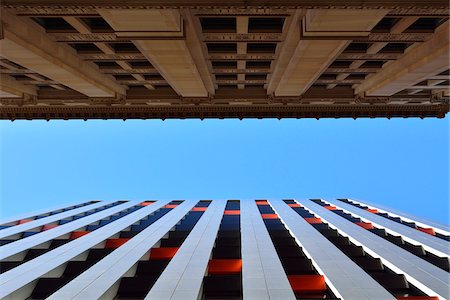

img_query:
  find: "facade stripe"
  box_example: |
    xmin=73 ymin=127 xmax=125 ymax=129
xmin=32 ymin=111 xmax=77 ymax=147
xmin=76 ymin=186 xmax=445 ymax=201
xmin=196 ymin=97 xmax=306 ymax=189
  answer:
xmin=300 ymin=199 xmax=449 ymax=299
xmin=48 ymin=200 xmax=198 ymax=299
xmin=0 ymin=200 xmax=133 ymax=260
xmin=270 ymin=199 xmax=396 ymax=300
xmin=0 ymin=201 xmax=97 ymax=226
xmin=328 ymin=199 xmax=450 ymax=257
xmin=349 ymin=198 xmax=450 ymax=233
xmin=0 ymin=201 xmax=111 ymax=239
xmin=241 ymin=200 xmax=296 ymax=300
xmin=0 ymin=200 xmax=170 ymax=298
xmin=145 ymin=199 xmax=226 ymax=300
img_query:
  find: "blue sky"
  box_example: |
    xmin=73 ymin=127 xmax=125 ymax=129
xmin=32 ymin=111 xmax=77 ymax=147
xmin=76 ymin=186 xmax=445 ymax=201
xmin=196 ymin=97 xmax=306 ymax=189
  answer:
xmin=0 ymin=117 xmax=448 ymax=224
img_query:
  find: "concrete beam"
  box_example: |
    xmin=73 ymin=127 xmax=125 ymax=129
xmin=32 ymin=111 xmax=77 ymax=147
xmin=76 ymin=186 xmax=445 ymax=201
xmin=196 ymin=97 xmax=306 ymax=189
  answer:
xmin=355 ymin=21 xmax=450 ymax=96
xmin=99 ymin=9 xmax=211 ymax=97
xmin=0 ymin=74 xmax=36 ymax=98
xmin=0 ymin=10 xmax=125 ymax=97
xmin=272 ymin=9 xmax=387 ymax=96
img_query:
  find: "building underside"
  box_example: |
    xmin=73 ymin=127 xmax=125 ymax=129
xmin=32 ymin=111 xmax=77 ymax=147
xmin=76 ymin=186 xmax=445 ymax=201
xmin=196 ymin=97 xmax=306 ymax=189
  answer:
xmin=0 ymin=1 xmax=449 ymax=120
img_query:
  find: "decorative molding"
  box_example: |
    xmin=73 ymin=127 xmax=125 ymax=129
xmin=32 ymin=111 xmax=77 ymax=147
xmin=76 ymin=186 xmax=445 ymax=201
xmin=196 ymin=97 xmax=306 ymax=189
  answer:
xmin=300 ymin=32 xmax=433 ymax=42
xmin=50 ymin=33 xmax=120 ymax=42
xmin=325 ymin=68 xmax=379 ymax=73
xmin=203 ymin=33 xmax=283 ymax=42
xmin=316 ymin=79 xmax=362 ymax=84
xmin=79 ymin=53 xmax=147 ymax=60
xmin=388 ymin=8 xmax=450 ymax=16
xmin=5 ymin=4 xmax=448 ymax=17
xmin=100 ymin=68 xmax=158 ymax=74
xmin=1 ymin=103 xmax=447 ymax=120
xmin=356 ymin=33 xmax=432 ymax=43
xmin=337 ymin=53 xmax=402 ymax=60
xmin=216 ymin=79 xmax=266 ymax=84
xmin=208 ymin=54 xmax=276 ymax=60
xmin=213 ymin=68 xmax=270 ymax=74
xmin=3 ymin=1 xmax=448 ymax=10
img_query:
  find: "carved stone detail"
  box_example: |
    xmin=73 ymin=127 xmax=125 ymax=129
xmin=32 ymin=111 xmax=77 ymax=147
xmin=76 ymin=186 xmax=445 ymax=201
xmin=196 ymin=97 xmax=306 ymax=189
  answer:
xmin=357 ymin=33 xmax=432 ymax=42
xmin=203 ymin=33 xmax=282 ymax=42
xmin=1 ymin=103 xmax=448 ymax=120
xmin=325 ymin=68 xmax=379 ymax=73
xmin=79 ymin=54 xmax=147 ymax=61
xmin=337 ymin=53 xmax=402 ymax=60
xmin=208 ymin=54 xmax=276 ymax=60
xmin=213 ymin=68 xmax=270 ymax=74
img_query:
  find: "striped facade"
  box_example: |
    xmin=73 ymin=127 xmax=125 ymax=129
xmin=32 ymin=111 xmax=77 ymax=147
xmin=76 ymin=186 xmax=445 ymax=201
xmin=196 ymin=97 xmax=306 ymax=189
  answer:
xmin=0 ymin=199 xmax=448 ymax=300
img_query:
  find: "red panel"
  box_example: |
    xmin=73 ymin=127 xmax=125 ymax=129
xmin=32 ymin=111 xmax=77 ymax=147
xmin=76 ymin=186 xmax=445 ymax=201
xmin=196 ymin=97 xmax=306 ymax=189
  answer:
xmin=366 ymin=208 xmax=379 ymax=214
xmin=418 ymin=227 xmax=436 ymax=236
xmin=288 ymin=275 xmax=326 ymax=293
xmin=18 ymin=219 xmax=32 ymax=224
xmin=304 ymin=217 xmax=322 ymax=224
xmin=396 ymin=297 xmax=439 ymax=300
xmin=70 ymin=231 xmax=90 ymax=239
xmin=140 ymin=202 xmax=154 ymax=206
xmin=150 ymin=247 xmax=179 ymax=260
xmin=208 ymin=259 xmax=242 ymax=275
xmin=164 ymin=204 xmax=178 ymax=209
xmin=355 ymin=222 xmax=374 ymax=230
xmin=105 ymin=238 xmax=130 ymax=249
xmin=262 ymin=214 xmax=279 ymax=219
xmin=256 ymin=200 xmax=269 ymax=205
xmin=224 ymin=210 xmax=240 ymax=215
xmin=192 ymin=207 xmax=207 ymax=211
xmin=288 ymin=203 xmax=301 ymax=208
xmin=323 ymin=205 xmax=337 ymax=210
xmin=42 ymin=224 xmax=58 ymax=231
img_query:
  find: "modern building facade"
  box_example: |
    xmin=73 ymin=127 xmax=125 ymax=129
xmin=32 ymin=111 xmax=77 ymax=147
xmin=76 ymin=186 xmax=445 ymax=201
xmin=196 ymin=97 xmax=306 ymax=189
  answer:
xmin=0 ymin=1 xmax=449 ymax=120
xmin=0 ymin=198 xmax=448 ymax=299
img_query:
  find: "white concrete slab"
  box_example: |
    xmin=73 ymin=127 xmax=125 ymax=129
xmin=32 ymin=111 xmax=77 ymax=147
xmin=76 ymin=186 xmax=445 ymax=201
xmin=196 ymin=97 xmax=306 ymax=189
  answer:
xmin=0 ymin=201 xmax=116 ymax=239
xmin=299 ymin=199 xmax=449 ymax=299
xmin=347 ymin=198 xmax=450 ymax=233
xmin=0 ymin=199 xmax=170 ymax=298
xmin=269 ymin=199 xmax=395 ymax=300
xmin=0 ymin=200 xmax=138 ymax=260
xmin=241 ymin=200 xmax=295 ymax=300
xmin=0 ymin=200 xmax=97 ymax=226
xmin=48 ymin=200 xmax=198 ymax=300
xmin=328 ymin=199 xmax=450 ymax=257
xmin=145 ymin=200 xmax=226 ymax=300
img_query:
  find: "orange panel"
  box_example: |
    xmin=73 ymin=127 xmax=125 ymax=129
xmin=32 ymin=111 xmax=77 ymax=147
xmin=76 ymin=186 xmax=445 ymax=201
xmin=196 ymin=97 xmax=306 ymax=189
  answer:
xmin=150 ymin=247 xmax=179 ymax=260
xmin=18 ymin=219 xmax=32 ymax=224
xmin=418 ymin=227 xmax=436 ymax=236
xmin=396 ymin=297 xmax=439 ymax=300
xmin=192 ymin=207 xmax=207 ymax=211
xmin=355 ymin=222 xmax=374 ymax=230
xmin=70 ymin=231 xmax=90 ymax=239
xmin=304 ymin=217 xmax=322 ymax=224
xmin=366 ymin=208 xmax=379 ymax=214
xmin=42 ymin=224 xmax=58 ymax=231
xmin=288 ymin=275 xmax=326 ymax=293
xmin=105 ymin=238 xmax=130 ymax=249
xmin=208 ymin=259 xmax=242 ymax=275
xmin=140 ymin=202 xmax=154 ymax=206
xmin=288 ymin=203 xmax=301 ymax=208
xmin=224 ymin=210 xmax=240 ymax=215
xmin=164 ymin=204 xmax=178 ymax=208
xmin=256 ymin=200 xmax=269 ymax=205
xmin=323 ymin=205 xmax=337 ymax=210
xmin=262 ymin=214 xmax=279 ymax=219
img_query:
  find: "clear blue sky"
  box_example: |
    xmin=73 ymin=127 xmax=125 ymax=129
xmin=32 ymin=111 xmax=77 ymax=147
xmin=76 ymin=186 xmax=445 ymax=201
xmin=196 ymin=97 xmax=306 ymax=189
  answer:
xmin=0 ymin=117 xmax=448 ymax=224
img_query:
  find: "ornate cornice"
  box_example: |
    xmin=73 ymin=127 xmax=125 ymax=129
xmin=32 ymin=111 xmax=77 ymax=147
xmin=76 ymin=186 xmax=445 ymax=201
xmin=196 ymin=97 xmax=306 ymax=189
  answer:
xmin=1 ymin=103 xmax=448 ymax=120
xmin=3 ymin=2 xmax=449 ymax=17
